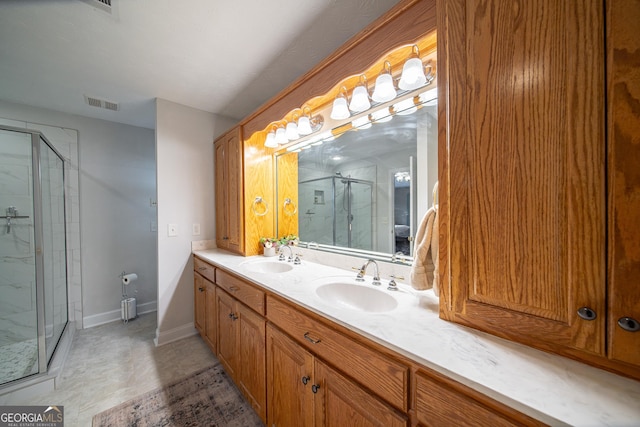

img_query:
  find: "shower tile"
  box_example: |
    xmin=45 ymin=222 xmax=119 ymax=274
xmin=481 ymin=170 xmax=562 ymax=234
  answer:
xmin=0 ymin=165 xmax=30 ymax=196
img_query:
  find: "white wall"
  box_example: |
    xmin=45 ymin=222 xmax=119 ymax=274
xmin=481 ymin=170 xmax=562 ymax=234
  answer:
xmin=155 ymin=98 xmax=235 ymax=346
xmin=0 ymin=100 xmax=157 ymax=328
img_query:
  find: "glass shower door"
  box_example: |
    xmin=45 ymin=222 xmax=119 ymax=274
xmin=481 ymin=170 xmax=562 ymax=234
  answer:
xmin=39 ymin=136 xmax=67 ymax=364
xmin=0 ymin=129 xmax=39 ymax=385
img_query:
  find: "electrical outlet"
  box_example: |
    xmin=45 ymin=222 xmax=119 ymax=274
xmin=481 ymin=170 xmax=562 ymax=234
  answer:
xmin=192 ymin=223 xmax=201 ymax=236
xmin=167 ymin=223 xmax=178 ymax=237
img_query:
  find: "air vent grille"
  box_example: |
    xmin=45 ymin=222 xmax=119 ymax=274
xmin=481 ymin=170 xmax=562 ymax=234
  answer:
xmin=84 ymin=95 xmax=119 ymax=111
xmin=79 ymin=0 xmax=113 ymax=14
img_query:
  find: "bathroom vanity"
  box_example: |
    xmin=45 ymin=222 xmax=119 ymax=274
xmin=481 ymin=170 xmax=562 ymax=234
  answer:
xmin=192 ymin=249 xmax=640 ymax=426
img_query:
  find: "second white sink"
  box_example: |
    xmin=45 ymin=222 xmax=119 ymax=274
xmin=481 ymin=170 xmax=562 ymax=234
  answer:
xmin=240 ymin=259 xmax=294 ymax=274
xmin=315 ymin=280 xmax=398 ymax=313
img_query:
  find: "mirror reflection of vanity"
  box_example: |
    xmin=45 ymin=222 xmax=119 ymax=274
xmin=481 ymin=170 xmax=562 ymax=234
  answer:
xmin=276 ymin=90 xmax=437 ymax=261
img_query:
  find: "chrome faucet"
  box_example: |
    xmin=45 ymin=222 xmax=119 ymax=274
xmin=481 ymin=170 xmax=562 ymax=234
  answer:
xmin=356 ymin=259 xmax=381 ymax=286
xmin=278 ymin=245 xmax=294 ymax=262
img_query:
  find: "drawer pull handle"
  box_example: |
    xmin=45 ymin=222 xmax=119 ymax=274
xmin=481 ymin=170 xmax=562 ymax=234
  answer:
xmin=618 ymin=317 xmax=640 ymax=332
xmin=198 ymin=267 xmax=207 ymax=271
xmin=229 ymin=286 xmax=240 ymax=292
xmin=577 ymin=307 xmax=597 ymax=321
xmin=311 ymin=384 xmax=320 ymax=394
xmin=301 ymin=376 xmax=310 ymax=385
xmin=303 ymin=332 xmax=321 ymax=344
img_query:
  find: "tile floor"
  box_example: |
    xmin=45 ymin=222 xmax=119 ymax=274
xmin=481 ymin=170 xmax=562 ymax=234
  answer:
xmin=24 ymin=313 xmax=218 ymax=426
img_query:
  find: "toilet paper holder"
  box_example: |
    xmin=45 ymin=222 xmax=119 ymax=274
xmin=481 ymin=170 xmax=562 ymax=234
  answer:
xmin=120 ymin=271 xmax=138 ymax=322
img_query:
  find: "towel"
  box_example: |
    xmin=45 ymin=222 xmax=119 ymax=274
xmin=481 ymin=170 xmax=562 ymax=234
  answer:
xmin=410 ymin=206 xmax=439 ymax=296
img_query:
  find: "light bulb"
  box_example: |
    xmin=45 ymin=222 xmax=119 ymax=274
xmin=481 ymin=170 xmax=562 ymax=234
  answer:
xmin=297 ymin=116 xmax=312 ymax=135
xmin=285 ymin=121 xmax=299 ymax=140
xmin=330 ymin=96 xmax=350 ymax=120
xmin=399 ymin=57 xmax=427 ymax=90
xmin=352 ymin=115 xmax=372 ymax=129
xmin=349 ymin=85 xmax=370 ymax=112
xmin=275 ymin=126 xmax=287 ymax=145
xmin=264 ymin=131 xmax=277 ymax=148
xmin=393 ymin=98 xmax=417 ymax=115
xmin=371 ymin=73 xmax=397 ymax=103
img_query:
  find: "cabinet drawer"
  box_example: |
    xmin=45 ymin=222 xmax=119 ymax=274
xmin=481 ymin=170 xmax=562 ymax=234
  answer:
xmin=267 ymin=295 xmax=408 ymax=411
xmin=194 ymin=257 xmax=216 ymax=283
xmin=414 ymin=369 xmax=544 ymax=427
xmin=217 ymin=269 xmax=265 ymax=315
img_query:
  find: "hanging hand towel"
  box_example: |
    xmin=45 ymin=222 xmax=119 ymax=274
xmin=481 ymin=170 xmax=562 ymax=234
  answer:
xmin=410 ymin=207 xmax=436 ymax=291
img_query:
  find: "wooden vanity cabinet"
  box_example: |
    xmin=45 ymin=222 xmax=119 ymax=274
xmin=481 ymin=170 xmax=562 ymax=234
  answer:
xmin=267 ymin=294 xmax=409 ymax=426
xmin=194 ymin=257 xmax=217 ymax=352
xmin=215 ymin=273 xmax=267 ymax=422
xmin=267 ymin=324 xmax=407 ymax=427
xmin=437 ymin=0 xmax=640 ymax=378
xmin=214 ymin=127 xmax=244 ymax=254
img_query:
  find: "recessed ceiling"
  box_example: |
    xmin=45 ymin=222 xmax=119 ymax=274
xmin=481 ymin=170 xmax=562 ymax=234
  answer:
xmin=0 ymin=0 xmax=400 ymax=129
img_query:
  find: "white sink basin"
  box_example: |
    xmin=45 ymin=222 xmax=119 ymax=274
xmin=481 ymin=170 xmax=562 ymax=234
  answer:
xmin=315 ymin=281 xmax=398 ymax=313
xmin=240 ymin=259 xmax=294 ymax=274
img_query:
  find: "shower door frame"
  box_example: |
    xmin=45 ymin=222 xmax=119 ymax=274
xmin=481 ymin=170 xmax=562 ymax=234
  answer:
xmin=0 ymin=125 xmax=69 ymax=381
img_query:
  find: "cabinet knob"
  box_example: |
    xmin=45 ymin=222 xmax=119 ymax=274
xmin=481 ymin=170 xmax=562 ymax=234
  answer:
xmin=311 ymin=384 xmax=320 ymax=394
xmin=198 ymin=287 xmax=205 ymax=292
xmin=577 ymin=306 xmax=597 ymax=321
xmin=617 ymin=317 xmax=640 ymax=332
xmin=228 ymin=312 xmax=238 ymax=321
xmin=301 ymin=376 xmax=310 ymax=385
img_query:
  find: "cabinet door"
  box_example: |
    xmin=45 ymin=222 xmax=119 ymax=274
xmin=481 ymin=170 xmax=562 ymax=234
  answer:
xmin=216 ymin=289 xmax=239 ymax=380
xmin=214 ymin=139 xmax=228 ymax=250
xmin=225 ymin=129 xmax=243 ymax=253
xmin=238 ymin=304 xmax=266 ymax=422
xmin=314 ymin=361 xmax=407 ymax=427
xmin=438 ymin=0 xmax=606 ymax=355
xmin=204 ymin=281 xmax=217 ymax=352
xmin=267 ymin=325 xmax=314 ymax=427
xmin=607 ymin=0 xmax=640 ymax=368
xmin=194 ymin=272 xmax=206 ymax=337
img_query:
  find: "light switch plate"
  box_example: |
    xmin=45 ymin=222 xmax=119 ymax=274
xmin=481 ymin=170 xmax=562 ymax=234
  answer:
xmin=167 ymin=223 xmax=178 ymax=237
xmin=192 ymin=223 xmax=201 ymax=236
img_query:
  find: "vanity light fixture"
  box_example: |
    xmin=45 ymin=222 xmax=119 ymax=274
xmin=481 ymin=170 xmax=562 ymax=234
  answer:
xmin=285 ymin=117 xmax=299 ymax=141
xmin=275 ymin=125 xmax=287 ymax=145
xmin=398 ymin=45 xmax=428 ymax=91
xmin=297 ymin=107 xmax=313 ymax=136
xmin=349 ymin=75 xmax=371 ymax=113
xmin=264 ymin=128 xmax=278 ymax=148
xmin=330 ymin=86 xmax=351 ymax=120
xmin=371 ymin=61 xmax=397 ymax=103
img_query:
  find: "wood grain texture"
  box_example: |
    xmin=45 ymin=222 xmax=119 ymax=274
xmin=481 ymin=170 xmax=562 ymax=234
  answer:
xmin=204 ymin=280 xmax=217 ymax=353
xmin=193 ymin=272 xmax=206 ymax=337
xmin=266 ymin=324 xmax=315 ymax=427
xmin=241 ymin=0 xmax=437 ymax=139
xmin=607 ymin=0 xmax=640 ymax=367
xmin=243 ymin=130 xmax=275 ymax=256
xmin=276 ymin=151 xmax=299 ymax=238
xmin=267 ymin=295 xmax=409 ymax=411
xmin=440 ymin=0 xmax=606 ymax=354
xmin=315 ymin=361 xmax=408 ymax=427
xmin=413 ymin=368 xmax=545 ymax=427
xmin=216 ymin=288 xmax=239 ymax=381
xmin=216 ymin=269 xmax=265 ymax=315
xmin=238 ymin=304 xmax=267 ymax=423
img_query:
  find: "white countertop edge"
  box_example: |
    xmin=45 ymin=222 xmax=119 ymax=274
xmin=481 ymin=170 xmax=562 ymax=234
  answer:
xmin=193 ymin=248 xmax=640 ymax=427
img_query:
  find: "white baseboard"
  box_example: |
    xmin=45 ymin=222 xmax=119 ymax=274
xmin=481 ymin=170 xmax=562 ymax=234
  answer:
xmin=83 ymin=300 xmax=157 ymax=328
xmin=154 ymin=322 xmax=197 ymax=347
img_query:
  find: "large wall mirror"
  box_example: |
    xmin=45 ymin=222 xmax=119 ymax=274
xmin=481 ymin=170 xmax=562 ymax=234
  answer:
xmin=276 ymin=87 xmax=438 ymax=262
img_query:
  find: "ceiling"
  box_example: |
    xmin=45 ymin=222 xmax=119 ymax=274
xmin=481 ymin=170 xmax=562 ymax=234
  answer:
xmin=0 ymin=0 xmax=400 ymax=129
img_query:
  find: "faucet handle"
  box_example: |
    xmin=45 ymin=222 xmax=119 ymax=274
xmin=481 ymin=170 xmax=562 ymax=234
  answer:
xmin=294 ymin=253 xmax=303 ymax=265
xmin=387 ymin=274 xmax=404 ymax=291
xmin=279 ymin=253 xmax=286 ymax=261
xmin=352 ymin=266 xmax=366 ymax=281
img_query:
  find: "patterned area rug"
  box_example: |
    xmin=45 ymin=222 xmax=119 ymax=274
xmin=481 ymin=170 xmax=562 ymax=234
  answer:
xmin=92 ymin=364 xmax=263 ymax=427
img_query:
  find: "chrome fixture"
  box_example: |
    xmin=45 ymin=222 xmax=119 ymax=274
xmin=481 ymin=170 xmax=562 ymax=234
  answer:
xmin=294 ymin=253 xmax=302 ymax=265
xmin=355 ymin=259 xmax=381 ymax=286
xmin=278 ymin=245 xmax=294 ymax=262
xmin=371 ymin=60 xmax=397 ymax=103
xmin=387 ymin=274 xmax=404 ymax=291
xmin=2 ymin=206 xmax=29 ymax=234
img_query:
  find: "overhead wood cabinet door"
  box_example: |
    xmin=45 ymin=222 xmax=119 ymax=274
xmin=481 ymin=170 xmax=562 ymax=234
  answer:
xmin=439 ymin=0 xmax=606 ymax=355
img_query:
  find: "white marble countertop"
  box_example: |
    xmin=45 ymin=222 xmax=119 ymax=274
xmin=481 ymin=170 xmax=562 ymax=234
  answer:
xmin=193 ymin=247 xmax=640 ymax=426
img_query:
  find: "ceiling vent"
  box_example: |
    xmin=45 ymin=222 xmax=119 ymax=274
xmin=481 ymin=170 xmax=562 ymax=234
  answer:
xmin=79 ymin=0 xmax=114 ymax=15
xmin=84 ymin=95 xmax=119 ymax=111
